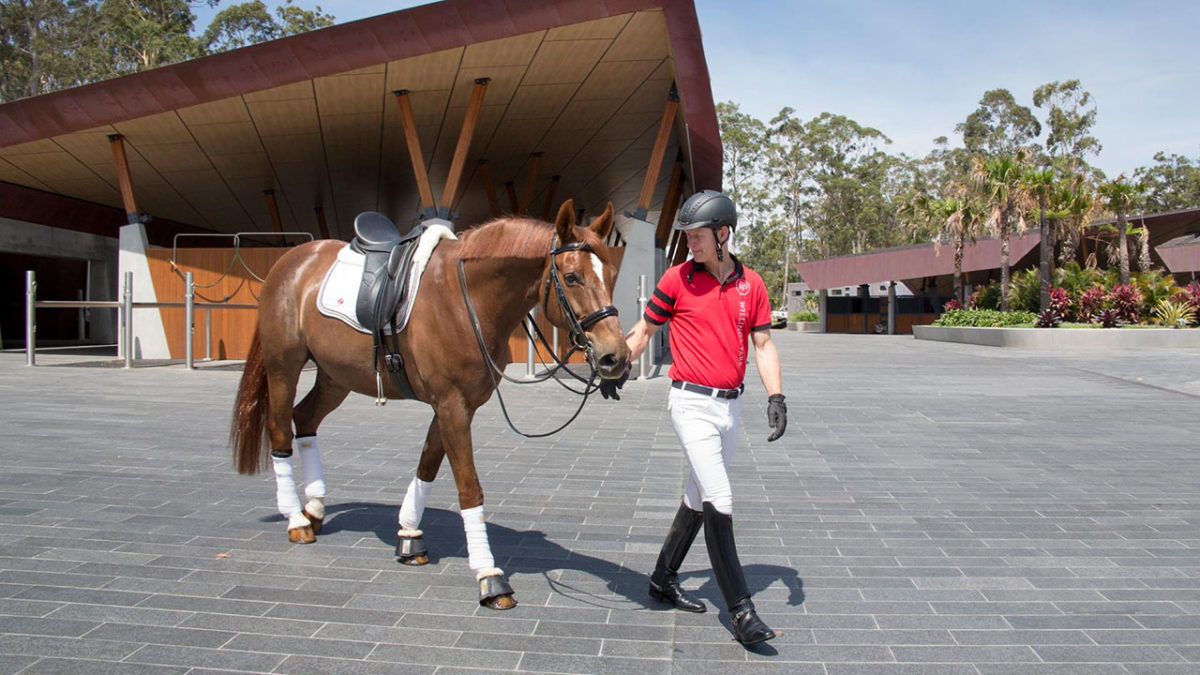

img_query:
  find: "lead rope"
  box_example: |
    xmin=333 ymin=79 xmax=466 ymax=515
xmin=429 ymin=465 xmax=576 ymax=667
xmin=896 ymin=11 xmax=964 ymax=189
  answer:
xmin=457 ymin=256 xmax=599 ymax=438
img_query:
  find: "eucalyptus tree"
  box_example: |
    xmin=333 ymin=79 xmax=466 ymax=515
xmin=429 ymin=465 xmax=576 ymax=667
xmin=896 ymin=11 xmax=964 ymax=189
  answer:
xmin=202 ymin=0 xmax=333 ymax=54
xmin=1032 ymin=79 xmax=1102 ymax=179
xmin=1097 ymin=176 xmax=1141 ymax=286
xmin=957 ymin=88 xmax=1042 ymax=159
xmin=1135 ymin=151 xmax=1200 ymax=212
xmin=973 ymin=152 xmax=1029 ymax=311
xmin=764 ymin=107 xmax=809 ymax=308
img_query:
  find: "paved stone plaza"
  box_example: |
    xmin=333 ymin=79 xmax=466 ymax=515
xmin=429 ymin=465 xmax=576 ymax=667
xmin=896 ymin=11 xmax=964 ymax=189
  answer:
xmin=2 ymin=332 xmax=1200 ymax=674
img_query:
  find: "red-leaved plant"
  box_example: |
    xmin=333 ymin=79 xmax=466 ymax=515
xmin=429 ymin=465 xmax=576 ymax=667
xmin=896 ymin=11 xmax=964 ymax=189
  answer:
xmin=944 ymin=298 xmax=963 ymax=312
xmin=1107 ymin=284 xmax=1143 ymax=324
xmin=1049 ymin=286 xmax=1071 ymax=321
xmin=1078 ymin=286 xmax=1106 ymax=321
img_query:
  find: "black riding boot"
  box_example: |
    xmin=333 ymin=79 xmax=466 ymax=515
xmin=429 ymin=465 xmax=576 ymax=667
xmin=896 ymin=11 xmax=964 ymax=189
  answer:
xmin=703 ymin=502 xmax=776 ymax=645
xmin=648 ymin=502 xmax=706 ymax=613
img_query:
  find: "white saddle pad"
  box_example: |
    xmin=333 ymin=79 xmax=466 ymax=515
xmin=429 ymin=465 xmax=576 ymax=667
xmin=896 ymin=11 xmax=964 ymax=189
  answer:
xmin=317 ymin=224 xmax=456 ymax=334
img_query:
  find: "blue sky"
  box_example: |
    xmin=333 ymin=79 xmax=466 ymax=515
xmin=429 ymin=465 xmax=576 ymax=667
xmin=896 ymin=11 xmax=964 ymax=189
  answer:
xmin=195 ymin=0 xmax=1199 ymax=178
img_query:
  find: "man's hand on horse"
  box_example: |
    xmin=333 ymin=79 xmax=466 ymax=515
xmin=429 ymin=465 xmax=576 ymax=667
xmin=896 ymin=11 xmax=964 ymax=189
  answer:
xmin=599 ymin=363 xmax=630 ymax=400
xmin=766 ymin=394 xmax=787 ymax=442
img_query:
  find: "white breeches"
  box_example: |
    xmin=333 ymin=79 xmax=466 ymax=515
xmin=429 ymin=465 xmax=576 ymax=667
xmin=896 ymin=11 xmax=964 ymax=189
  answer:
xmin=668 ymin=386 xmax=742 ymax=515
xmin=272 ymin=435 xmax=326 ymax=521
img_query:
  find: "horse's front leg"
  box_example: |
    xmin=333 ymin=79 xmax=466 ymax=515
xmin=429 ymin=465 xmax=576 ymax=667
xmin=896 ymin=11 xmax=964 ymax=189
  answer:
xmin=435 ymin=399 xmax=517 ymax=610
xmin=395 ymin=414 xmax=447 ymax=566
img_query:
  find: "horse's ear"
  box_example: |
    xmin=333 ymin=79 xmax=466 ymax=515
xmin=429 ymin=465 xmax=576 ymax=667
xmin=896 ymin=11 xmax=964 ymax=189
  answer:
xmin=589 ymin=202 xmax=614 ymax=240
xmin=555 ymin=199 xmax=576 ymax=242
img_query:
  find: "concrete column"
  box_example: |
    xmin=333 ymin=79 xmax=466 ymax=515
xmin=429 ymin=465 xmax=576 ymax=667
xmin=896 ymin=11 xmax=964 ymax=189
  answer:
xmin=118 ymin=223 xmax=170 ymax=359
xmin=613 ymin=215 xmax=657 ymax=335
xmin=887 ymin=281 xmax=897 ymax=335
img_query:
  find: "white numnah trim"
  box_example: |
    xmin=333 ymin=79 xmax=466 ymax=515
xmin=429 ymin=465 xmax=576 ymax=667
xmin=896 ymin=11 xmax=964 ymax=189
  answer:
xmin=317 ymin=224 xmax=456 ymax=333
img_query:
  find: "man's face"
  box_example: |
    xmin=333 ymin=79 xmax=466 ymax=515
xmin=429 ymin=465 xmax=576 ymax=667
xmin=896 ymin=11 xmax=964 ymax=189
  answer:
xmin=685 ymin=225 xmax=726 ymax=264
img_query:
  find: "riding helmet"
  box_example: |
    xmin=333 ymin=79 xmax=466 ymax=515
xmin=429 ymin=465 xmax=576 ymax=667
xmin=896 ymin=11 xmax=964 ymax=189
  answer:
xmin=674 ymin=189 xmax=737 ymax=231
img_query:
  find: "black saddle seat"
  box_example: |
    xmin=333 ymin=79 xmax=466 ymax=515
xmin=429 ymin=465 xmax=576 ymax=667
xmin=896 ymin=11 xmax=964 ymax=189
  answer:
xmin=350 ymin=211 xmax=423 ymax=254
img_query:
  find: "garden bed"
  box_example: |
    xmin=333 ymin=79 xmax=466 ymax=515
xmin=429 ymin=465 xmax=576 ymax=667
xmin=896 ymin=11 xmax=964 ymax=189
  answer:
xmin=914 ymin=325 xmax=1200 ymax=350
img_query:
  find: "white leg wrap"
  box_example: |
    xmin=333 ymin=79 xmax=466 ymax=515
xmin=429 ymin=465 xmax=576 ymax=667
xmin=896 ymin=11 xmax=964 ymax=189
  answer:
xmin=398 ymin=475 xmax=434 ymax=531
xmin=297 ymin=436 xmax=326 ymax=500
xmin=287 ymin=511 xmax=312 ymax=529
xmin=461 ymin=505 xmax=495 ymax=573
xmin=303 ymin=497 xmax=324 ymax=520
xmin=272 ymin=454 xmax=302 ymax=517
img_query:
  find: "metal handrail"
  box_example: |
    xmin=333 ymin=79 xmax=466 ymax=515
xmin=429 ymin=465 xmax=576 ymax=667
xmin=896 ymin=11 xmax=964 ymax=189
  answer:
xmin=25 ymin=270 xmax=259 ymax=370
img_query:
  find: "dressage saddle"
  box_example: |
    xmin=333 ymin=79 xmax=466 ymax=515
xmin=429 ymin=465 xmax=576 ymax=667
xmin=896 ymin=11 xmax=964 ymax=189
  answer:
xmin=349 ymin=212 xmax=430 ymax=401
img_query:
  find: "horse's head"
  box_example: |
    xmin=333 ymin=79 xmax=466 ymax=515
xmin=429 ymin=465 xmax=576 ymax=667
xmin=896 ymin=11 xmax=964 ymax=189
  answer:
xmin=542 ymin=199 xmax=631 ymax=380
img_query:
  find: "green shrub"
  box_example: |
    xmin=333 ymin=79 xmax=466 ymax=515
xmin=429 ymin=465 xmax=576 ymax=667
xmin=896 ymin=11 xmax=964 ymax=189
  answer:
xmin=1007 ymin=268 xmax=1041 ymax=313
xmin=969 ymin=282 xmax=1001 ymax=310
xmin=1133 ymin=270 xmax=1182 ymax=319
xmin=933 ymin=309 xmax=1038 ymax=327
xmin=1153 ymin=298 xmax=1196 ymax=327
xmin=791 ymin=311 xmax=818 ymax=322
xmin=1054 ymin=261 xmax=1104 ymax=299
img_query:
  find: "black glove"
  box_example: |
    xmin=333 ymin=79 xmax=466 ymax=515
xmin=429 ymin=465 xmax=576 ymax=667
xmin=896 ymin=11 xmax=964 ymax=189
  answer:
xmin=766 ymin=394 xmax=787 ymax=442
xmin=599 ymin=363 xmax=630 ymax=400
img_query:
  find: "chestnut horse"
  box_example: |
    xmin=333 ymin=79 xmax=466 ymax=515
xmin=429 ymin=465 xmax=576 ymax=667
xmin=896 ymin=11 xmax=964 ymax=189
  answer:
xmin=230 ymin=200 xmax=629 ymax=609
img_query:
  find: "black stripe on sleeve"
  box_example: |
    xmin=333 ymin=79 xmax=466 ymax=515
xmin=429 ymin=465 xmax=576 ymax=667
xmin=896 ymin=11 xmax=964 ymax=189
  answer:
xmin=644 ymin=311 xmax=667 ymax=326
xmin=647 ymin=298 xmax=672 ymax=318
xmin=653 ymin=288 xmax=676 ymax=306
xmin=751 ymin=323 xmax=772 ymax=332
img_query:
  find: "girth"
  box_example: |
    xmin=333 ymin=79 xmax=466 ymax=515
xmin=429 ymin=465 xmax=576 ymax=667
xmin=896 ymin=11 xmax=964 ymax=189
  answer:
xmin=349 ymin=211 xmax=433 ymax=401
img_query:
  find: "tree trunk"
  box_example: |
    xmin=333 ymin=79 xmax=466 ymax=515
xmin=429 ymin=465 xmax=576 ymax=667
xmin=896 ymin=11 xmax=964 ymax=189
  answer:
xmin=954 ymin=230 xmax=964 ymax=304
xmin=1138 ymin=224 xmax=1152 ymax=272
xmin=1000 ymin=207 xmax=1011 ymax=312
xmin=1117 ymin=212 xmax=1129 ymax=285
xmin=1039 ymin=195 xmax=1051 ymax=314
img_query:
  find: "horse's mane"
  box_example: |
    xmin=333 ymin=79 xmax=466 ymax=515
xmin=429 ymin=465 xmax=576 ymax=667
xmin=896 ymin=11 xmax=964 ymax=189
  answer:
xmin=457 ymin=217 xmax=591 ymax=261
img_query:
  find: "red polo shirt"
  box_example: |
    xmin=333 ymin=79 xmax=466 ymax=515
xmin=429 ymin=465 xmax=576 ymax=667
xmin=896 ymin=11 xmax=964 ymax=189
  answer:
xmin=644 ymin=255 xmax=772 ymax=389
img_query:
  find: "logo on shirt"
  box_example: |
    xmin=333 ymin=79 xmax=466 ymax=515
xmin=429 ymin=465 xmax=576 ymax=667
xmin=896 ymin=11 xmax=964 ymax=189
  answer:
xmin=736 ymin=279 xmax=751 ymax=296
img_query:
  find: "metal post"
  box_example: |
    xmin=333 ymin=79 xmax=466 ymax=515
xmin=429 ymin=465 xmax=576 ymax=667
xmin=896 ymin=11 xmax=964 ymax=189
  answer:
xmin=525 ymin=310 xmax=536 ymax=378
xmin=25 ymin=271 xmax=36 ymax=366
xmin=77 ymin=289 xmax=85 ymax=340
xmin=184 ymin=272 xmax=195 ymax=370
xmin=637 ymin=274 xmax=649 ymax=380
xmin=122 ymin=271 xmax=133 ymax=369
xmin=204 ymin=308 xmax=212 ymax=361
xmin=887 ymin=281 xmax=897 ymax=335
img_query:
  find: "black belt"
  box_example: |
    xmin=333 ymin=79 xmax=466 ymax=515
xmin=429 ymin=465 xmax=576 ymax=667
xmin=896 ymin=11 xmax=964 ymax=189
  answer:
xmin=671 ymin=380 xmax=743 ymax=400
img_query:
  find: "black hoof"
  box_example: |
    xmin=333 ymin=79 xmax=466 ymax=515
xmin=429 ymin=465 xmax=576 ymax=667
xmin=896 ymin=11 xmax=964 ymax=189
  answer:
xmin=395 ymin=533 xmax=428 ymax=565
xmin=479 ymin=573 xmax=516 ymax=609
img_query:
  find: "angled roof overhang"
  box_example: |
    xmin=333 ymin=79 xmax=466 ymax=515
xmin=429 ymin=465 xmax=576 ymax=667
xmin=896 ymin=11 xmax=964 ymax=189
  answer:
xmin=796 ymin=233 xmax=1041 ymax=291
xmin=1157 ymin=234 xmax=1200 ymax=273
xmin=0 ymin=0 xmax=719 ymax=241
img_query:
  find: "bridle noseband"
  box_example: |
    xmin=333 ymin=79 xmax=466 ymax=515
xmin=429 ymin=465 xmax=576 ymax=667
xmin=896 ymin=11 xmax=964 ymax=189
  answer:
xmin=543 ymin=239 xmax=619 ymax=355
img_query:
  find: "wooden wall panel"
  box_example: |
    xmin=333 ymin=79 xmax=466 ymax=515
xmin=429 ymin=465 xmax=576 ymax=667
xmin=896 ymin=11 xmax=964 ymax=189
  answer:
xmin=145 ymin=247 xmax=288 ymax=360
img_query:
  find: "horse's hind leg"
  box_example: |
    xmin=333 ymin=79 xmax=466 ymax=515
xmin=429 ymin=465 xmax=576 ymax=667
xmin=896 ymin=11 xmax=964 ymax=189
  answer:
xmin=396 ymin=415 xmax=447 ymax=566
xmin=264 ymin=353 xmax=315 ymax=543
xmin=291 ymin=369 xmax=351 ymax=536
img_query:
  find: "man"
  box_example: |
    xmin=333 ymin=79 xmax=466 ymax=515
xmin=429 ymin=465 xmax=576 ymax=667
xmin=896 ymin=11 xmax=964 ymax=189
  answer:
xmin=602 ymin=189 xmax=787 ymax=645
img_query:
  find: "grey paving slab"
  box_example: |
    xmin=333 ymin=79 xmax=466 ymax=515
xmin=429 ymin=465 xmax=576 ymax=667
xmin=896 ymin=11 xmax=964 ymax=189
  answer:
xmin=3 ymin=333 xmax=1200 ymax=672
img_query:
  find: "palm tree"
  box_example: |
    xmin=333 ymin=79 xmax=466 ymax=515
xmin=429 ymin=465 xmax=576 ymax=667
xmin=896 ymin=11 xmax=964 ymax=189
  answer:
xmin=972 ymin=153 xmax=1028 ymax=311
xmin=1053 ymin=176 xmax=1099 ymax=268
xmin=1097 ymin=176 xmax=1140 ymax=286
xmin=1022 ymin=168 xmax=1056 ymax=313
xmin=901 ymin=187 xmax=986 ymax=306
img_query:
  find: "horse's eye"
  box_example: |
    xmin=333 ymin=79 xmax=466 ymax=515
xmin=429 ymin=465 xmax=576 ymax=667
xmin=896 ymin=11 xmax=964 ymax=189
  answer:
xmin=563 ymin=273 xmax=582 ymax=286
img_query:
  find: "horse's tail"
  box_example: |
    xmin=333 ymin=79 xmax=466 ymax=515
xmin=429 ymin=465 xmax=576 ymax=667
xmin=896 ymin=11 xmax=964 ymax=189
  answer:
xmin=230 ymin=330 xmax=269 ymax=475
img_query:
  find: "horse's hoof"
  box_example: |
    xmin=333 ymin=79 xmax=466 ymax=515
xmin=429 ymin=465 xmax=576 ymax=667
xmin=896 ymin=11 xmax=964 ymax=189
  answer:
xmin=478 ymin=571 xmax=516 ymax=610
xmin=395 ymin=532 xmax=428 ymax=565
xmin=303 ymin=499 xmax=325 ymax=535
xmin=288 ymin=526 xmax=315 ymax=544
xmin=482 ymin=593 xmax=517 ymax=610
xmin=304 ymin=511 xmax=323 ymax=535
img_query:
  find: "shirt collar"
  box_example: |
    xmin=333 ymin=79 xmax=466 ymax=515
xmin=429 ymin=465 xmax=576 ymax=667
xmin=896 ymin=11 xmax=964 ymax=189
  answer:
xmin=687 ymin=253 xmax=745 ymax=285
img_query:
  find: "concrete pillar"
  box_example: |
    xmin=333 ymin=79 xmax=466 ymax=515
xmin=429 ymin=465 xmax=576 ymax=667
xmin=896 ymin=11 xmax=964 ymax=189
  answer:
xmin=613 ymin=215 xmax=657 ymax=335
xmin=118 ymin=223 xmax=170 ymax=359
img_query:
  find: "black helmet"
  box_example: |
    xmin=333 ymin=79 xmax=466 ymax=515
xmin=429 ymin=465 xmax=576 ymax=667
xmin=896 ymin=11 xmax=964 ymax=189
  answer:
xmin=674 ymin=189 xmax=736 ymax=231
